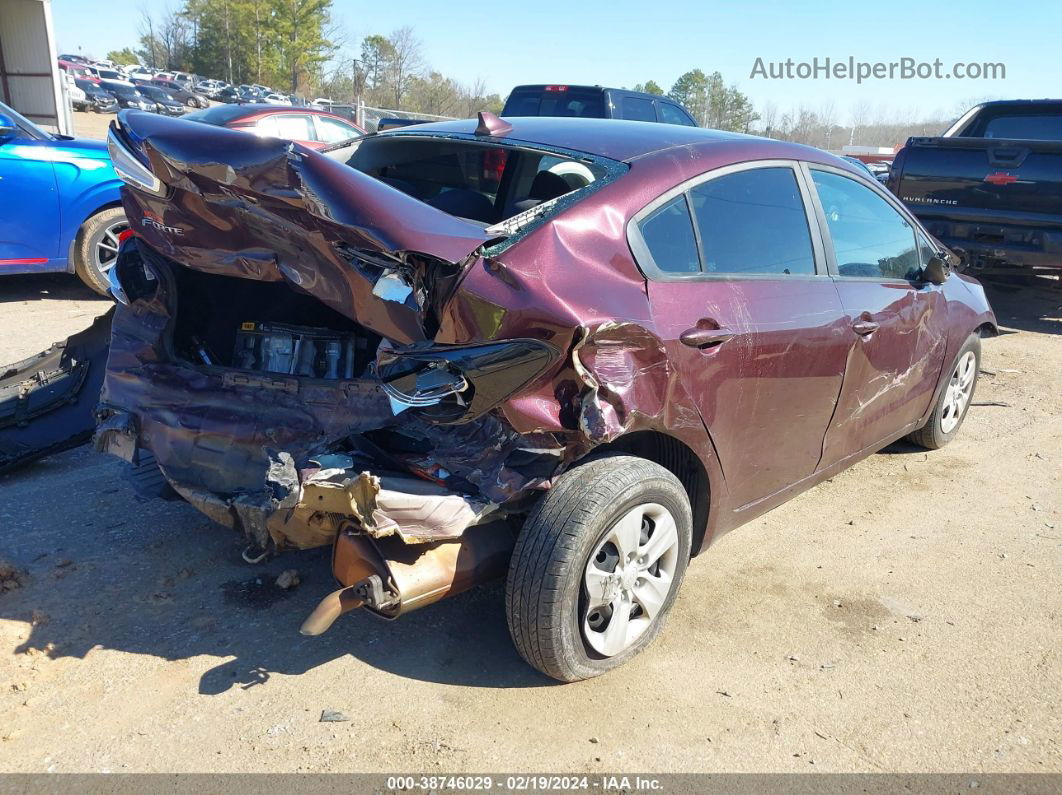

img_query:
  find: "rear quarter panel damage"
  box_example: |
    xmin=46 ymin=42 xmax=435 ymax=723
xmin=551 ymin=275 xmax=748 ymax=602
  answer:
xmin=98 ymin=117 xmax=735 ymax=554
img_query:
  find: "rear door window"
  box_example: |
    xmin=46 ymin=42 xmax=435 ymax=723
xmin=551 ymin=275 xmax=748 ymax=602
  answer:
xmin=257 ymin=114 xmax=314 ymax=141
xmin=637 ymin=195 xmax=701 ymax=274
xmin=313 ymin=115 xmax=360 ymax=143
xmin=621 ymin=96 xmax=657 ymax=122
xmin=689 ymin=167 xmax=816 ymax=275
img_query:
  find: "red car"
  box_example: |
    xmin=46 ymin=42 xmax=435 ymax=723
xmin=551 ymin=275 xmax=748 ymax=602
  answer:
xmin=182 ymin=103 xmax=365 ymax=148
xmin=102 ymin=111 xmax=996 ymax=682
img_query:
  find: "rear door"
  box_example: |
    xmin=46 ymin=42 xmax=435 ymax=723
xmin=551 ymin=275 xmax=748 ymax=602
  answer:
xmin=805 ymin=165 xmax=950 ymax=464
xmin=631 ymin=161 xmax=851 ymax=510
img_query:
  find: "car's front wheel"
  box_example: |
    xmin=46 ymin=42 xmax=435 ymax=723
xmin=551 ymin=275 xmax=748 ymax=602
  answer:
xmin=73 ymin=207 xmax=128 ymax=296
xmin=906 ymin=334 xmax=981 ymax=449
xmin=506 ymin=455 xmax=692 ymax=682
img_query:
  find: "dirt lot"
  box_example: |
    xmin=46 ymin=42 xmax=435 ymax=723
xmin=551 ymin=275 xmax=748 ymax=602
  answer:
xmin=71 ymin=109 xmax=117 ymax=141
xmin=0 ymin=274 xmax=1059 ymax=773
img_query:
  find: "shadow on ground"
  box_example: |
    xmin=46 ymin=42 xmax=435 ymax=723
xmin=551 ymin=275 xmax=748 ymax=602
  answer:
xmin=0 ymin=273 xmax=107 ymax=304
xmin=0 ymin=448 xmax=551 ymax=692
xmin=1 ymin=271 xmax=1056 ymax=695
xmin=981 ymin=275 xmax=1061 ymax=335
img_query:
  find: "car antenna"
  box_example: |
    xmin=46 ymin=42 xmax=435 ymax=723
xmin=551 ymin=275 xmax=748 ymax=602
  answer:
xmin=475 ymin=111 xmax=512 ymax=137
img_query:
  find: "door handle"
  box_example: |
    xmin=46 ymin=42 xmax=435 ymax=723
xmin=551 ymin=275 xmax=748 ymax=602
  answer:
xmin=680 ymin=327 xmax=735 ymax=349
xmin=852 ymin=320 xmax=879 ymax=336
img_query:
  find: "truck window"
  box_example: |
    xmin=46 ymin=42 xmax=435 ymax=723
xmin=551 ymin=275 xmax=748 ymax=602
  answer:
xmin=660 ymin=103 xmax=697 ymax=127
xmin=621 ymin=96 xmax=656 ymax=122
xmin=502 ymin=87 xmax=606 ymax=119
xmin=982 ymin=114 xmax=1062 ymax=141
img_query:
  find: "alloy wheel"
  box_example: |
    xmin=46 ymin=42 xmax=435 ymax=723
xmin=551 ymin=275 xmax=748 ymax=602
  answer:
xmin=941 ymin=351 xmax=976 ymax=434
xmin=582 ymin=502 xmax=680 ymax=657
xmin=94 ymin=220 xmax=129 ymax=276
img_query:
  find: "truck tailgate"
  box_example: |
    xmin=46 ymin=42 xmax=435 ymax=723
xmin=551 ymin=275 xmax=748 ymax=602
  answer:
xmin=891 ymin=136 xmax=1062 ymax=219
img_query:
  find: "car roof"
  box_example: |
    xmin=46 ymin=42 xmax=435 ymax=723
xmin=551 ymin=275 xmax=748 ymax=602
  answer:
xmin=382 ymin=116 xmax=762 ymax=162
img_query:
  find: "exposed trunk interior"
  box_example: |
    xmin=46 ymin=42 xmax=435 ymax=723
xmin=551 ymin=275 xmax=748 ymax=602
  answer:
xmin=171 ymin=267 xmax=382 ymax=379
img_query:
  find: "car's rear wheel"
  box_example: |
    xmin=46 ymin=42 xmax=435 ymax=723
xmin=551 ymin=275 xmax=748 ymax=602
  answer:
xmin=906 ymin=334 xmax=981 ymax=449
xmin=505 ymin=455 xmax=692 ymax=682
xmin=73 ymin=207 xmax=127 ymax=296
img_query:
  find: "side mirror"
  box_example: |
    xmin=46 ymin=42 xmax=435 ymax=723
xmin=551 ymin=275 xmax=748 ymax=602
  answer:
xmin=0 ymin=113 xmax=17 ymax=140
xmin=922 ymin=254 xmax=950 ymax=285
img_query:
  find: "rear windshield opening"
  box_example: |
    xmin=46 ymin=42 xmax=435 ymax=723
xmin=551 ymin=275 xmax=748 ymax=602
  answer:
xmin=345 ymin=137 xmax=610 ymax=226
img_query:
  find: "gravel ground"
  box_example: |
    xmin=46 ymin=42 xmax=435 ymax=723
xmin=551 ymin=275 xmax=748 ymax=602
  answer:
xmin=71 ymin=109 xmax=114 ymax=141
xmin=0 ymin=270 xmax=1059 ymax=774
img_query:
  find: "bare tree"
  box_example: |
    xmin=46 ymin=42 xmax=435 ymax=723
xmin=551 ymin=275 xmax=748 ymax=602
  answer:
xmin=463 ymin=76 xmax=488 ymax=117
xmin=387 ymin=26 xmax=424 ymax=109
xmin=758 ymin=101 xmax=778 ymax=138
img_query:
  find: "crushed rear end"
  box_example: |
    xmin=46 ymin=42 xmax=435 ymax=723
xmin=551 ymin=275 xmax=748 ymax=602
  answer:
xmin=95 ymin=111 xmax=628 ymax=630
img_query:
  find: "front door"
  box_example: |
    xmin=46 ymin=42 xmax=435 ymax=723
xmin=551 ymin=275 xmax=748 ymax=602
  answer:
xmin=805 ymin=166 xmax=950 ymax=464
xmin=0 ymin=136 xmax=60 ymax=265
xmin=632 ymin=162 xmax=851 ymax=510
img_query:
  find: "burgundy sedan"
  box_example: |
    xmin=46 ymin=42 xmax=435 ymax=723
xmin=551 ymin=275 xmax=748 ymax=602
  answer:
xmin=181 ymin=103 xmax=365 ymax=148
xmin=101 ymin=111 xmax=995 ymax=682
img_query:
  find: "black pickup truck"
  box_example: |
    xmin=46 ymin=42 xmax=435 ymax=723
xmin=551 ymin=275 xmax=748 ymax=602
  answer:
xmin=888 ymin=99 xmax=1062 ymax=275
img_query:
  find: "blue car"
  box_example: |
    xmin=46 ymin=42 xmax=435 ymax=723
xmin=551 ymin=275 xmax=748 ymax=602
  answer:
xmin=0 ymin=100 xmax=125 ymax=294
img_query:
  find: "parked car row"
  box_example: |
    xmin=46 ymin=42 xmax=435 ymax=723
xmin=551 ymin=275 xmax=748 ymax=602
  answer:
xmin=70 ymin=78 xmax=193 ymax=116
xmin=60 ymin=57 xmax=210 ymax=107
xmin=60 ymin=55 xmax=314 ymax=112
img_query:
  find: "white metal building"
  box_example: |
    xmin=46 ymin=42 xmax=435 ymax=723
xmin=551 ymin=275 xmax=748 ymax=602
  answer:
xmin=0 ymin=0 xmax=69 ymax=133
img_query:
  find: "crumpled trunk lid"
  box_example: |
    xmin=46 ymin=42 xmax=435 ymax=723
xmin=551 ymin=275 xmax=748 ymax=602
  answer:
xmin=98 ymin=112 xmax=562 ymax=553
xmin=110 ymin=110 xmax=491 ymax=344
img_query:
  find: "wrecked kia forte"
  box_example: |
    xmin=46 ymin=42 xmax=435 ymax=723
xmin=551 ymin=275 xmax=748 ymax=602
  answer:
xmin=95 ymin=109 xmax=996 ymax=681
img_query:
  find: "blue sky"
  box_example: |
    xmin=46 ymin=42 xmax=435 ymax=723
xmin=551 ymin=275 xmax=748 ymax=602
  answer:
xmin=52 ymin=0 xmax=1057 ymax=124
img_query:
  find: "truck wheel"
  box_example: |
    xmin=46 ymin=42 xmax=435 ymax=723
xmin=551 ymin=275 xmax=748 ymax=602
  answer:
xmin=505 ymin=455 xmax=692 ymax=682
xmin=906 ymin=334 xmax=981 ymax=450
xmin=73 ymin=207 xmax=127 ymax=296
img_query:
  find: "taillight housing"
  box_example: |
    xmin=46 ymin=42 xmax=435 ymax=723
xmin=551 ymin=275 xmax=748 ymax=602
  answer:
xmin=376 ymin=339 xmax=559 ymax=424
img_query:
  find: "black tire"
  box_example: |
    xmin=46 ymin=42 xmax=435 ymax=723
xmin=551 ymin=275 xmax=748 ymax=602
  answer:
xmin=505 ymin=455 xmax=692 ymax=682
xmin=906 ymin=334 xmax=981 ymax=450
xmin=73 ymin=207 xmax=126 ymax=296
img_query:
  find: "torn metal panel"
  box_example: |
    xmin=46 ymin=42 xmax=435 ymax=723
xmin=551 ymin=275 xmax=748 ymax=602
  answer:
xmin=99 ymin=110 xmax=730 ymax=563
xmin=110 ymin=112 xmax=490 ymax=346
xmin=0 ymin=310 xmax=113 ymax=474
xmin=298 ymin=469 xmax=492 ymax=544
